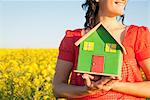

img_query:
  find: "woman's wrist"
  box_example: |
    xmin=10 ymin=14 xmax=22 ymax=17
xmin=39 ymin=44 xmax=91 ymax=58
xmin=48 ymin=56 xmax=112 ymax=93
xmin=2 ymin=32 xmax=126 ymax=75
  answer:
xmin=111 ymin=81 xmax=123 ymax=90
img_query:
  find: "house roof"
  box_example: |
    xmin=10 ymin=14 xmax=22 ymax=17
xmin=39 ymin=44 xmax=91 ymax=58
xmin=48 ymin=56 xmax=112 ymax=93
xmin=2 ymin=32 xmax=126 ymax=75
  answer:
xmin=75 ymin=22 xmax=127 ymax=55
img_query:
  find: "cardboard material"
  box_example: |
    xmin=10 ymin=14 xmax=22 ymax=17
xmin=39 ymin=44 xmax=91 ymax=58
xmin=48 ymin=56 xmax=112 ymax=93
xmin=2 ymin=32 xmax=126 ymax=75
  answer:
xmin=74 ymin=23 xmax=125 ymax=78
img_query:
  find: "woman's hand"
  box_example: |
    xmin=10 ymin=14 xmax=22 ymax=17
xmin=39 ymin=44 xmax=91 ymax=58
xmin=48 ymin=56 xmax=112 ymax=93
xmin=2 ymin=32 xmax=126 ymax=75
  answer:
xmin=82 ymin=74 xmax=100 ymax=94
xmin=82 ymin=74 xmax=120 ymax=94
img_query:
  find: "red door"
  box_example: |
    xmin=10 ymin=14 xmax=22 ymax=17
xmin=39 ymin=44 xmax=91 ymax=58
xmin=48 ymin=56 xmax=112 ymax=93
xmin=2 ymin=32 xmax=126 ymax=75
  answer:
xmin=91 ymin=55 xmax=104 ymax=73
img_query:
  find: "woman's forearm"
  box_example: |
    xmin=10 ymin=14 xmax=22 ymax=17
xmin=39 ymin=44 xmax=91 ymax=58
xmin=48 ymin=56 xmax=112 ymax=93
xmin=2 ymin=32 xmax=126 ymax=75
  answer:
xmin=53 ymin=83 xmax=89 ymax=98
xmin=53 ymin=59 xmax=90 ymax=98
xmin=112 ymin=81 xmax=150 ymax=98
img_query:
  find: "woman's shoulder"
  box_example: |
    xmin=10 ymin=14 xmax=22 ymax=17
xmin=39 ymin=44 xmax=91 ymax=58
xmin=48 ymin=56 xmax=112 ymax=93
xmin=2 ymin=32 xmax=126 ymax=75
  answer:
xmin=126 ymin=25 xmax=149 ymax=36
xmin=126 ymin=25 xmax=150 ymax=41
xmin=128 ymin=24 xmax=149 ymax=31
xmin=64 ymin=28 xmax=83 ymax=37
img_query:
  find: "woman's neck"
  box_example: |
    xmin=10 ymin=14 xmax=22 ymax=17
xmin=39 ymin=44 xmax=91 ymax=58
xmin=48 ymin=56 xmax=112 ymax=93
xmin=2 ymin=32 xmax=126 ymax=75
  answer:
xmin=96 ymin=15 xmax=118 ymax=25
xmin=95 ymin=15 xmax=125 ymax=30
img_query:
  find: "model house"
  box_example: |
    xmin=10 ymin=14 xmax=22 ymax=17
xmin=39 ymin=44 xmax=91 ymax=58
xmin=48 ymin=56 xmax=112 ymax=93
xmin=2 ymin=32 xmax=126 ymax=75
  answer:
xmin=74 ymin=22 xmax=126 ymax=78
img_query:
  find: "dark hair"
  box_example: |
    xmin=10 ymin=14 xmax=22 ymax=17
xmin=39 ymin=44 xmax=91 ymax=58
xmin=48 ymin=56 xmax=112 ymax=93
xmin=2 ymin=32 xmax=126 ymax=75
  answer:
xmin=82 ymin=0 xmax=125 ymax=29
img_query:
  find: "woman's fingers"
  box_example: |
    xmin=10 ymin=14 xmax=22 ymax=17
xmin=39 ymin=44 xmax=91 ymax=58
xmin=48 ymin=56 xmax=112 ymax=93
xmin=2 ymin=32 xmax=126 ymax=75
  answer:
xmin=95 ymin=76 xmax=112 ymax=85
xmin=93 ymin=76 xmax=112 ymax=90
xmin=82 ymin=74 xmax=94 ymax=80
xmin=82 ymin=74 xmax=94 ymax=87
xmin=77 ymin=73 xmax=81 ymax=76
xmin=82 ymin=74 xmax=119 ymax=92
xmin=102 ymin=78 xmax=120 ymax=91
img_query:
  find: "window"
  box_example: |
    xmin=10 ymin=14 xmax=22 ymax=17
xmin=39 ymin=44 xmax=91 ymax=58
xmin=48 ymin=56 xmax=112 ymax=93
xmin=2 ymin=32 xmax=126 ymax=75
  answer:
xmin=105 ymin=43 xmax=117 ymax=53
xmin=83 ymin=41 xmax=94 ymax=51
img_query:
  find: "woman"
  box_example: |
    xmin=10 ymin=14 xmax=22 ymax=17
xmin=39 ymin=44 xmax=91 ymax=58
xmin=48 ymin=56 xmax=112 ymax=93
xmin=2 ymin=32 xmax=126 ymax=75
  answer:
xmin=52 ymin=0 xmax=150 ymax=99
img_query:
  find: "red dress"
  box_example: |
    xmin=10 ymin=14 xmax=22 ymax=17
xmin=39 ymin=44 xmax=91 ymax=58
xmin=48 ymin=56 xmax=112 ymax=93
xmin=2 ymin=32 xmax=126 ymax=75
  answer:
xmin=58 ymin=25 xmax=150 ymax=100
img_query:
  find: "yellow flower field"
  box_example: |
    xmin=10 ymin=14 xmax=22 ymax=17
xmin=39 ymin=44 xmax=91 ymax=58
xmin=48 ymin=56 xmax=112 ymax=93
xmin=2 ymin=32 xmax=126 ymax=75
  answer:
xmin=0 ymin=48 xmax=146 ymax=100
xmin=0 ymin=48 xmax=58 ymax=100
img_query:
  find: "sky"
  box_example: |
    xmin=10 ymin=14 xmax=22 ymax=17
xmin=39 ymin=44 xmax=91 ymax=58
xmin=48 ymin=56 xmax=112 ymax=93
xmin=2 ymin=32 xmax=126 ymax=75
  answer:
xmin=0 ymin=0 xmax=150 ymax=48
